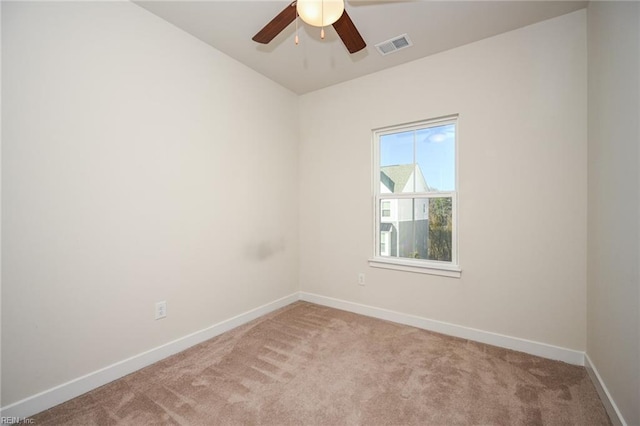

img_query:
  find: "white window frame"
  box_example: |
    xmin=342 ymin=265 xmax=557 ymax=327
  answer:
xmin=369 ymin=115 xmax=461 ymax=278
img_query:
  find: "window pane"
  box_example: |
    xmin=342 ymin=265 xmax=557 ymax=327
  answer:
xmin=380 ymin=131 xmax=413 ymax=167
xmin=379 ymin=197 xmax=452 ymax=261
xmin=380 ymin=131 xmax=414 ymax=193
xmin=416 ymin=124 xmax=455 ymax=192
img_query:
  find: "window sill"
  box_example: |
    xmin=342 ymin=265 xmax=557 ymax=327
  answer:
xmin=368 ymin=257 xmax=462 ymax=278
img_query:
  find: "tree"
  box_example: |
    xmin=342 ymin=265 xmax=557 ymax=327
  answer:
xmin=428 ymin=198 xmax=452 ymax=261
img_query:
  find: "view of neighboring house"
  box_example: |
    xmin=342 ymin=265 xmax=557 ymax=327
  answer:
xmin=379 ymin=164 xmax=430 ymax=259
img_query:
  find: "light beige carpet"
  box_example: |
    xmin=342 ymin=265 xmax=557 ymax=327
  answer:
xmin=32 ymin=301 xmax=610 ymax=425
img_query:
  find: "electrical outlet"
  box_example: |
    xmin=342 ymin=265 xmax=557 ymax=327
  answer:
xmin=358 ymin=273 xmax=365 ymax=286
xmin=155 ymin=301 xmax=167 ymax=320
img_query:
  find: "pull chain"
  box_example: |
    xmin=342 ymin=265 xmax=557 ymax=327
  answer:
xmin=320 ymin=0 xmax=325 ymax=39
xmin=295 ymin=10 xmax=299 ymax=45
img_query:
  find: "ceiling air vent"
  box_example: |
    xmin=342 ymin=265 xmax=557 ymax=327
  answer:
xmin=375 ymin=34 xmax=413 ymax=56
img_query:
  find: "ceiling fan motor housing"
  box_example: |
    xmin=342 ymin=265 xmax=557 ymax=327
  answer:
xmin=296 ymin=0 xmax=345 ymax=28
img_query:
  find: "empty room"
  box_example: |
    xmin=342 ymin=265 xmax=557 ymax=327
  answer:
xmin=1 ymin=0 xmax=638 ymax=425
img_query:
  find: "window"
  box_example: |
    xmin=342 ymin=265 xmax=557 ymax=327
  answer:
xmin=380 ymin=231 xmax=390 ymax=256
xmin=369 ymin=116 xmax=460 ymax=277
xmin=381 ymin=201 xmax=391 ymax=217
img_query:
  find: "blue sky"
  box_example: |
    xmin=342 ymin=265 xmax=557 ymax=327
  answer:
xmin=380 ymin=123 xmax=456 ymax=191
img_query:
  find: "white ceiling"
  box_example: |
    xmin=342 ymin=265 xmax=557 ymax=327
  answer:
xmin=134 ymin=0 xmax=587 ymax=94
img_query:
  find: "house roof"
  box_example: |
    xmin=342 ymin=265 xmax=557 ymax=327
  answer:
xmin=380 ymin=223 xmax=395 ymax=233
xmin=381 ymin=164 xmax=418 ymax=194
xmin=381 ymin=164 xmax=414 ymax=193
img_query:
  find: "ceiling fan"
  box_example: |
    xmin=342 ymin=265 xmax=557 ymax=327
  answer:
xmin=252 ymin=0 xmax=366 ymax=54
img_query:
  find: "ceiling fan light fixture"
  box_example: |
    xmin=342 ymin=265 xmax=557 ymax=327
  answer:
xmin=252 ymin=0 xmax=365 ymax=54
xmin=296 ymin=0 xmax=345 ymax=28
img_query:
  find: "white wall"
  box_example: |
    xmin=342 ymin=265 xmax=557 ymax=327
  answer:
xmin=1 ymin=1 xmax=298 ymax=406
xmin=587 ymin=2 xmax=640 ymax=425
xmin=299 ymin=11 xmax=587 ymax=350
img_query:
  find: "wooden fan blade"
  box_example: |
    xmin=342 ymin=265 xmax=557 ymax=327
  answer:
xmin=332 ymin=9 xmax=366 ymax=54
xmin=252 ymin=2 xmax=297 ymax=44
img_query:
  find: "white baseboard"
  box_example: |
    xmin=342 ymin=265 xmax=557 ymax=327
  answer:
xmin=1 ymin=290 xmax=593 ymax=421
xmin=0 ymin=292 xmax=299 ymax=420
xmin=300 ymin=292 xmax=585 ymax=365
xmin=584 ymin=354 xmax=626 ymax=426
